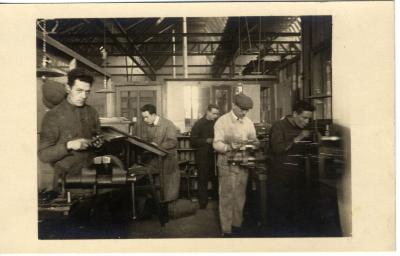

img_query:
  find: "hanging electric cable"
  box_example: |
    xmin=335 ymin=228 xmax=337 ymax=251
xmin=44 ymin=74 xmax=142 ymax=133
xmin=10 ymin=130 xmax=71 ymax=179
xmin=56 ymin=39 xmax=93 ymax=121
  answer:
xmin=97 ymin=19 xmax=115 ymax=93
xmin=36 ymin=19 xmax=66 ymax=78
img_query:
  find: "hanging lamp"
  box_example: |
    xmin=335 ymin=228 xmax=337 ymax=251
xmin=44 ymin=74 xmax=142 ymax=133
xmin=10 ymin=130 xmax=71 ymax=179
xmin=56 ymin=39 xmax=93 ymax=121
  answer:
xmin=96 ymin=20 xmax=115 ymax=94
xmin=36 ymin=19 xmax=67 ymax=78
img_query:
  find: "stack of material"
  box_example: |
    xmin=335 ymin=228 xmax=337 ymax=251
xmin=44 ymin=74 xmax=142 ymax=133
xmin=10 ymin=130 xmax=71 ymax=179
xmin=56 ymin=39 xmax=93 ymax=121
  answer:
xmin=168 ymin=199 xmax=199 ymax=219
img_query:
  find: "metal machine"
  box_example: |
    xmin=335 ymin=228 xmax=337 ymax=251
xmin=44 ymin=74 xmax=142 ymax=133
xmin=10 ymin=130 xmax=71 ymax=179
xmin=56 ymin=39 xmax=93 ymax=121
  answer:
xmin=39 ymin=126 xmax=169 ymax=226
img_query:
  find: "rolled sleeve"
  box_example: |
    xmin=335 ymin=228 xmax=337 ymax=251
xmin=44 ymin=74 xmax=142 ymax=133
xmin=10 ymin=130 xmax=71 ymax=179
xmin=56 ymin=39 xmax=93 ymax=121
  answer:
xmin=213 ymin=118 xmax=228 ymax=153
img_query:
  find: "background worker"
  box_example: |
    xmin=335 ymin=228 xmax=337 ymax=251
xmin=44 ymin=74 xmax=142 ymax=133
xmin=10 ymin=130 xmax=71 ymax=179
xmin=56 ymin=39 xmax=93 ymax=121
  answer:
xmin=190 ymin=104 xmax=220 ymax=209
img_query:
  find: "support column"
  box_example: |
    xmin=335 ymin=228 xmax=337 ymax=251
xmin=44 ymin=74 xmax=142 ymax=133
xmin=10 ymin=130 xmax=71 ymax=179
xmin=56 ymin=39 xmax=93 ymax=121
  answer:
xmin=182 ymin=17 xmax=188 ymax=78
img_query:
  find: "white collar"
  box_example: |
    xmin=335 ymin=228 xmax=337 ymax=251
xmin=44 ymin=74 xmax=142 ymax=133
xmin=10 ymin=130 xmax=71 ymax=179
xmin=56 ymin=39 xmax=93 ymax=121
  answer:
xmin=230 ymin=110 xmax=241 ymax=121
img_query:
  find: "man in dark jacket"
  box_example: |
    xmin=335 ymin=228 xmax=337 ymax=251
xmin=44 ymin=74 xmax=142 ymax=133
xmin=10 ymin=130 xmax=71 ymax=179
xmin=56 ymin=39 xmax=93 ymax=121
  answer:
xmin=190 ymin=104 xmax=220 ymax=209
xmin=38 ymin=68 xmax=103 ymax=189
xmin=267 ymin=100 xmax=315 ymax=236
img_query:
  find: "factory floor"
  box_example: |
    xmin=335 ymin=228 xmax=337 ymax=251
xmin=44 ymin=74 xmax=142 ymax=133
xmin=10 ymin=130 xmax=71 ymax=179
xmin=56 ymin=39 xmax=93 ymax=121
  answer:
xmin=38 ymin=184 xmax=341 ymax=239
xmin=39 ymin=200 xmax=221 ymax=239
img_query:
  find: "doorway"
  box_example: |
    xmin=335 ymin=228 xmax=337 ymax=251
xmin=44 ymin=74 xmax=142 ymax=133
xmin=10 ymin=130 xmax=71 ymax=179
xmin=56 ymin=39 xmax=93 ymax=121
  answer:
xmin=116 ymin=86 xmax=161 ymax=137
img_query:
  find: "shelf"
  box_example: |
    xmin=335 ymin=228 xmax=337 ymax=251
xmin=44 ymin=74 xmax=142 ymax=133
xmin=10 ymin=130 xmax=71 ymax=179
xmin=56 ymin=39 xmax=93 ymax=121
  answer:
xmin=177 ymin=148 xmax=196 ymax=151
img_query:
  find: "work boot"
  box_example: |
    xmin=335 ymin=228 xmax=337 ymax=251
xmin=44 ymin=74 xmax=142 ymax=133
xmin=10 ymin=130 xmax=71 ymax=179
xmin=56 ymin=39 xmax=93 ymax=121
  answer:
xmin=232 ymin=226 xmax=242 ymax=237
xmin=222 ymin=233 xmax=232 ymax=238
xmin=199 ymin=202 xmax=207 ymax=209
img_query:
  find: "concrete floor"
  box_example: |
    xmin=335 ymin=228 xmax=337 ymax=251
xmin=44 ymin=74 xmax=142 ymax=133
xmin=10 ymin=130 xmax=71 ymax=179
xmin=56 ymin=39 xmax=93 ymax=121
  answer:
xmin=39 ymin=200 xmax=223 ymax=239
xmin=39 ymin=185 xmax=341 ymax=239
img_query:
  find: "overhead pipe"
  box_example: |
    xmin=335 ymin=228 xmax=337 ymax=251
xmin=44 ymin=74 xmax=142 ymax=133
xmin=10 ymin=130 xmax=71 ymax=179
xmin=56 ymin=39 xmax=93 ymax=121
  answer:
xmin=182 ymin=17 xmax=188 ymax=78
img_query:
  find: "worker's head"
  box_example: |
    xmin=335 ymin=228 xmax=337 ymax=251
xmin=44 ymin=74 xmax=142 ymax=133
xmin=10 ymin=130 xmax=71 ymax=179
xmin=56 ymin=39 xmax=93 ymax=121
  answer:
xmin=206 ymin=104 xmax=220 ymax=121
xmin=65 ymin=68 xmax=94 ymax=107
xmin=292 ymin=100 xmax=315 ymax=129
xmin=140 ymin=104 xmax=157 ymax=125
xmin=232 ymin=93 xmax=253 ymax=119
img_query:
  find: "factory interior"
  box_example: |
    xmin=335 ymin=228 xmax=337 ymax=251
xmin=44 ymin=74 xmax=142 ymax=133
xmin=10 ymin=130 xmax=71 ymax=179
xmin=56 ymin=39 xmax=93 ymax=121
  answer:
xmin=37 ymin=16 xmax=351 ymax=239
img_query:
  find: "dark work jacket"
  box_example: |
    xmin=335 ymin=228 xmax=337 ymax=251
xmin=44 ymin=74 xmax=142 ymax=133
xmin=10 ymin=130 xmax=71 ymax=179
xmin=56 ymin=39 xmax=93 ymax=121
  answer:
xmin=190 ymin=115 xmax=215 ymax=152
xmin=142 ymin=116 xmax=179 ymax=202
xmin=38 ymin=99 xmax=101 ymax=175
xmin=190 ymin=115 xmax=216 ymax=174
xmin=268 ymin=116 xmax=307 ymax=184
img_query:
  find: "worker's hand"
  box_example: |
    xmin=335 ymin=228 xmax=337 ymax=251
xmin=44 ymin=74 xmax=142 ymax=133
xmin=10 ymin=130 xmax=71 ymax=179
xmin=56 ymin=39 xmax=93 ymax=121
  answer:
xmin=66 ymin=138 xmax=91 ymax=151
xmin=90 ymin=135 xmax=104 ymax=149
xmin=251 ymin=140 xmax=260 ymax=149
xmin=206 ymin=138 xmax=213 ymax=144
xmin=230 ymin=141 xmax=243 ymax=150
xmin=294 ymin=130 xmax=311 ymax=142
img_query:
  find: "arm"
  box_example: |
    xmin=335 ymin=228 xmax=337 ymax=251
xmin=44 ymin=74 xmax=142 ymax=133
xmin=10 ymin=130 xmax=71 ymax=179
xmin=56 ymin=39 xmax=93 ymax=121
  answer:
xmin=160 ymin=121 xmax=178 ymax=150
xmin=248 ymin=122 xmax=259 ymax=144
xmin=190 ymin=120 xmax=208 ymax=148
xmin=213 ymin=119 xmax=230 ymax=154
xmin=38 ymin=114 xmax=71 ymax=163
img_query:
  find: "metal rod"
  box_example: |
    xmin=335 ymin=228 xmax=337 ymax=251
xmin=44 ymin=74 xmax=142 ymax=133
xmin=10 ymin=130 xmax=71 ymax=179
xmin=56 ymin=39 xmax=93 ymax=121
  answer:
xmin=131 ymin=182 xmax=136 ymax=220
xmin=172 ymin=29 xmax=176 ymax=78
xmin=183 ymin=17 xmax=188 ymax=78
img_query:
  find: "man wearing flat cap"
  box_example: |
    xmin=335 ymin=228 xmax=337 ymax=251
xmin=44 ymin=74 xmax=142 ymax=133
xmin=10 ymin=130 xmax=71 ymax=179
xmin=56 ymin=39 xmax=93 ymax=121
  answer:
xmin=213 ymin=93 xmax=258 ymax=237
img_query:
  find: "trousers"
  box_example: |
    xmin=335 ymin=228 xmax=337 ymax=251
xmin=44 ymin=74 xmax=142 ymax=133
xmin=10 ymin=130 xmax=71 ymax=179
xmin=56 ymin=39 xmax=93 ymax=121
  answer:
xmin=218 ymin=163 xmax=249 ymax=234
xmin=196 ymin=149 xmax=218 ymax=207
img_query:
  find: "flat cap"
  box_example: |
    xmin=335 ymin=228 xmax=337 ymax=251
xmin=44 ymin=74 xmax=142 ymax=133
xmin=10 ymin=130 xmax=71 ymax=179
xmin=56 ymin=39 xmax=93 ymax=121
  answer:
xmin=233 ymin=93 xmax=253 ymax=110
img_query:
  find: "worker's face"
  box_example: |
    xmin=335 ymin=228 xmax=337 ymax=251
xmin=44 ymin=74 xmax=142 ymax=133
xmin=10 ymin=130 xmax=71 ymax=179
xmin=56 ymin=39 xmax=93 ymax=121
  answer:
xmin=232 ymin=104 xmax=249 ymax=119
xmin=66 ymin=79 xmax=91 ymax=107
xmin=206 ymin=108 xmax=220 ymax=120
xmin=293 ymin=110 xmax=313 ymax=129
xmin=141 ymin=111 xmax=156 ymax=125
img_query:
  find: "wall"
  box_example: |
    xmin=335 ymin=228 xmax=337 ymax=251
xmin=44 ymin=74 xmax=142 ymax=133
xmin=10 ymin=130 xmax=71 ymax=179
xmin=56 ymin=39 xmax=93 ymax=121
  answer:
xmin=37 ymin=51 xmax=70 ymax=190
xmin=165 ymin=80 xmax=261 ymax=132
xmin=272 ymin=60 xmax=301 ymax=121
xmin=37 ymin=51 xmax=107 ymax=190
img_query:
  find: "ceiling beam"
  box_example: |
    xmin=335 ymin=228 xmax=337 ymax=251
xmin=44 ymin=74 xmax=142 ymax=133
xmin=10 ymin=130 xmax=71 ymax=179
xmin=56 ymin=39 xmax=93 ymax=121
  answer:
xmin=111 ymin=19 xmax=158 ymax=80
xmin=60 ymin=40 xmax=301 ymax=45
xmin=211 ymin=17 xmax=260 ymax=77
xmin=105 ymin=52 xmax=290 ymax=56
xmin=105 ymin=64 xmax=248 ymax=68
xmin=125 ymin=18 xmax=147 ymax=31
xmin=55 ymin=32 xmax=301 ymax=38
xmin=85 ymin=19 xmax=156 ymax=80
xmin=37 ymin=31 xmax=111 ymax=78
xmin=110 ymin=73 xmax=277 ymax=79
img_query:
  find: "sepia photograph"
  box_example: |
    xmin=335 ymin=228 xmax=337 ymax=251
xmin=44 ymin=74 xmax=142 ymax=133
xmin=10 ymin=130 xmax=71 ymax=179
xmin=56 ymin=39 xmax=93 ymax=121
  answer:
xmin=0 ymin=0 xmax=395 ymax=253
xmin=36 ymin=15 xmax=346 ymax=239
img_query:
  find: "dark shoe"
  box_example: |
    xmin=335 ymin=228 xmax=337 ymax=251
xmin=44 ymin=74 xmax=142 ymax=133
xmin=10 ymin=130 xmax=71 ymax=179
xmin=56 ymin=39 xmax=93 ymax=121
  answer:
xmin=232 ymin=226 xmax=242 ymax=237
xmin=199 ymin=203 xmax=207 ymax=209
xmin=222 ymin=233 xmax=232 ymax=238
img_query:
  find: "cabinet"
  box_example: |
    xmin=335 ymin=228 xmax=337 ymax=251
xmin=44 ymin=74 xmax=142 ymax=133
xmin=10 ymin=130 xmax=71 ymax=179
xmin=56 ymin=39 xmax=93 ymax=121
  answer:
xmin=177 ymin=135 xmax=218 ymax=200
